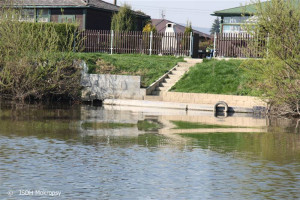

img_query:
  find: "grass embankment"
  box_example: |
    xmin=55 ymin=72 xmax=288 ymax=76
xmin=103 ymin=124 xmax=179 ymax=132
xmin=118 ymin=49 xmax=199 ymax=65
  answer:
xmin=74 ymin=53 xmax=184 ymax=88
xmin=170 ymin=59 xmax=258 ymax=96
xmin=171 ymin=121 xmax=249 ymax=129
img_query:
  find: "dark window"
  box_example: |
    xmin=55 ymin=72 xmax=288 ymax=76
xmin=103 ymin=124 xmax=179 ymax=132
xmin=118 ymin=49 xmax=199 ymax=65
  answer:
xmin=37 ymin=9 xmax=49 ymax=22
xmin=58 ymin=15 xmax=75 ymax=23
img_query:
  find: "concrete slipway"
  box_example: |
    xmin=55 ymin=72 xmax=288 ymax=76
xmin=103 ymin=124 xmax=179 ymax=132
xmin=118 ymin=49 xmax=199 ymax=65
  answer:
xmin=103 ymin=99 xmax=265 ymax=114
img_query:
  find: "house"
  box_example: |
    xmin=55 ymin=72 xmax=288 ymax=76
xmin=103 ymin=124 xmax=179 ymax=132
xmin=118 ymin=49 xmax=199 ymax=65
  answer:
xmin=151 ymin=19 xmax=212 ymax=57
xmin=151 ymin=19 xmax=212 ymax=42
xmin=1 ymin=0 xmax=150 ymax=30
xmin=211 ymin=4 xmax=258 ymax=33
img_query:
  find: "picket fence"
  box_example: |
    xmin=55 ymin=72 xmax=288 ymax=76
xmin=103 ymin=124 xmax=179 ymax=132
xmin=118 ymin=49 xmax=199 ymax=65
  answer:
xmin=80 ymin=30 xmax=193 ymax=56
xmin=214 ymin=33 xmax=267 ymax=58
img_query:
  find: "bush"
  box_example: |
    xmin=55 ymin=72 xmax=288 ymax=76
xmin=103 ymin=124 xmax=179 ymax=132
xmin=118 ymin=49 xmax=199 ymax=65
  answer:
xmin=0 ymin=8 xmax=82 ymax=103
xmin=111 ymin=4 xmax=136 ymax=31
xmin=242 ymin=0 xmax=300 ymax=117
xmin=20 ymin=22 xmax=79 ymax=51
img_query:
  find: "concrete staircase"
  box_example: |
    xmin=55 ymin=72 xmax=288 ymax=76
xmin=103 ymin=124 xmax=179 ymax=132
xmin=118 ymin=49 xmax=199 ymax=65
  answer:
xmin=145 ymin=59 xmax=203 ymax=101
xmin=151 ymin=62 xmax=192 ymax=95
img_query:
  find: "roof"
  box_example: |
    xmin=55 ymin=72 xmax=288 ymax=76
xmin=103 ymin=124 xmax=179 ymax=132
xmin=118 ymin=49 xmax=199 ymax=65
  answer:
xmin=212 ymin=0 xmax=300 ymax=16
xmin=1 ymin=0 xmax=149 ymax=17
xmin=151 ymin=19 xmax=211 ymax=39
xmin=212 ymin=3 xmax=258 ymax=16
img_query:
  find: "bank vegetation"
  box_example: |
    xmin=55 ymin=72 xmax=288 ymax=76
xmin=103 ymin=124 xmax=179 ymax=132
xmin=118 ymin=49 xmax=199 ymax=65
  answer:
xmin=241 ymin=0 xmax=300 ymax=117
xmin=0 ymin=7 xmax=82 ymax=103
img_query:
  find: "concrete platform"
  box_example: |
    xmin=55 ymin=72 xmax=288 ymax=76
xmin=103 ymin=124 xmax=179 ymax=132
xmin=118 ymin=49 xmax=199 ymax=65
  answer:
xmin=103 ymin=99 xmax=254 ymax=113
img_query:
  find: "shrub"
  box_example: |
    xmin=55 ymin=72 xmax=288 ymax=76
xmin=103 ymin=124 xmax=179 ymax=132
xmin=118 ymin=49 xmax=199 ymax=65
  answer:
xmin=111 ymin=4 xmax=136 ymax=32
xmin=242 ymin=0 xmax=300 ymax=117
xmin=0 ymin=8 xmax=82 ymax=103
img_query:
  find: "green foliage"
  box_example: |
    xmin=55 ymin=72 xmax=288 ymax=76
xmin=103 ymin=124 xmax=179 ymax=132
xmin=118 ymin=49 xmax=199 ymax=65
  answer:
xmin=111 ymin=4 xmax=136 ymax=31
xmin=20 ymin=22 xmax=79 ymax=51
xmin=0 ymin=7 xmax=82 ymax=103
xmin=171 ymin=59 xmax=258 ymax=96
xmin=199 ymin=40 xmax=213 ymax=51
xmin=210 ymin=17 xmax=220 ymax=34
xmin=73 ymin=53 xmax=184 ymax=88
xmin=185 ymin=20 xmax=193 ymax=33
xmin=181 ymin=21 xmax=193 ymax=49
xmin=241 ymin=0 xmax=300 ymax=116
xmin=142 ymin=23 xmax=157 ymax=33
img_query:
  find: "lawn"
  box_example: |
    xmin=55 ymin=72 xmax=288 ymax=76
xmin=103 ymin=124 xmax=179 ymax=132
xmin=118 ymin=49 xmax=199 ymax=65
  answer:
xmin=74 ymin=53 xmax=184 ymax=88
xmin=170 ymin=59 xmax=258 ymax=96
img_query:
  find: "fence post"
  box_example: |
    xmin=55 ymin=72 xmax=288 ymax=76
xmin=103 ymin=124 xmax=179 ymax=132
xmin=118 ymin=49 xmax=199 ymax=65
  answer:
xmin=213 ymin=32 xmax=217 ymax=57
xmin=110 ymin=30 xmax=114 ymax=55
xmin=149 ymin=31 xmax=153 ymax=56
xmin=189 ymin=32 xmax=193 ymax=57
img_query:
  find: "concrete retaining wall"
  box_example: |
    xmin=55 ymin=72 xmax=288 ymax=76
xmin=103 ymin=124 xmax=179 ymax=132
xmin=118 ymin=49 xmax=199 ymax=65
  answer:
xmin=80 ymin=62 xmax=146 ymax=101
xmin=161 ymin=92 xmax=267 ymax=108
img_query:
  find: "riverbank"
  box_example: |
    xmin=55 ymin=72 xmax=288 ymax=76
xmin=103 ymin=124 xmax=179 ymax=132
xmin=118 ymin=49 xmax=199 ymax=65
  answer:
xmin=170 ymin=59 xmax=259 ymax=96
xmin=74 ymin=53 xmax=184 ymax=88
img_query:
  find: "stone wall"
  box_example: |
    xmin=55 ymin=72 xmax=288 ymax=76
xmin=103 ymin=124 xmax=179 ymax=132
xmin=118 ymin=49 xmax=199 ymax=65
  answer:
xmin=80 ymin=62 xmax=146 ymax=101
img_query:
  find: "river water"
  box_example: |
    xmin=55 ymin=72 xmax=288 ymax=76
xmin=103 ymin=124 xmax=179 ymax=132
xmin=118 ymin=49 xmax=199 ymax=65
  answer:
xmin=0 ymin=104 xmax=299 ymax=200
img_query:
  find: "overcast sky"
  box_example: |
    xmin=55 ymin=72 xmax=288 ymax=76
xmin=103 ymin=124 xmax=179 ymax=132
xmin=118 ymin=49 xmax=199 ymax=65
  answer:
xmin=105 ymin=0 xmax=250 ymax=29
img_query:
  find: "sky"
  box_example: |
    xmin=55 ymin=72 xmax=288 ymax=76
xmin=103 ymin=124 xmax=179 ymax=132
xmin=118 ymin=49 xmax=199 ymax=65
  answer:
xmin=105 ymin=0 xmax=250 ymax=30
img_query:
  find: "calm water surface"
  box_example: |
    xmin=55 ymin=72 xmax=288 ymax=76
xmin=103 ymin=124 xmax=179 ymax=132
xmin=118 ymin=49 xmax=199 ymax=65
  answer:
xmin=0 ymin=104 xmax=299 ymax=200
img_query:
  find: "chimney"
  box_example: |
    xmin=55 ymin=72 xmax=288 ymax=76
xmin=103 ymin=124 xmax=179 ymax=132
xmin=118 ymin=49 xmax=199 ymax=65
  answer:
xmin=114 ymin=0 xmax=117 ymax=5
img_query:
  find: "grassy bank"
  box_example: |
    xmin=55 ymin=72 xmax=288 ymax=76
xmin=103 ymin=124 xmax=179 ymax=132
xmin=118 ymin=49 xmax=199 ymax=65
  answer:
xmin=170 ymin=59 xmax=258 ymax=96
xmin=74 ymin=53 xmax=184 ymax=88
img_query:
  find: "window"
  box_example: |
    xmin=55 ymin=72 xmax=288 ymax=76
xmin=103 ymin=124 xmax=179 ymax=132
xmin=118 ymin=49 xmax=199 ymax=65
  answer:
xmin=58 ymin=15 xmax=76 ymax=23
xmin=20 ymin=9 xmax=35 ymax=22
xmin=37 ymin=9 xmax=49 ymax=22
xmin=223 ymin=16 xmax=249 ymax=24
xmin=223 ymin=25 xmax=245 ymax=33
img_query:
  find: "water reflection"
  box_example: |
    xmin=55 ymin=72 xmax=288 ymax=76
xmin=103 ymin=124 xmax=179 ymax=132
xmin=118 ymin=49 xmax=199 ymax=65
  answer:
xmin=0 ymin=104 xmax=299 ymax=199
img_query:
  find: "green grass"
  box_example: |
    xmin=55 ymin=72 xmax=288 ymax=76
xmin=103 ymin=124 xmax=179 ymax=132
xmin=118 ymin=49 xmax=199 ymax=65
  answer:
xmin=73 ymin=53 xmax=184 ymax=88
xmin=82 ymin=122 xmax=135 ymax=130
xmin=171 ymin=121 xmax=249 ymax=129
xmin=170 ymin=59 xmax=257 ymax=96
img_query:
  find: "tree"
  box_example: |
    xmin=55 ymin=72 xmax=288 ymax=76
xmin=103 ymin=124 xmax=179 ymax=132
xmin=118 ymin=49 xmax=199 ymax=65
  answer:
xmin=142 ymin=23 xmax=157 ymax=33
xmin=210 ymin=17 xmax=220 ymax=34
xmin=240 ymin=0 xmax=300 ymax=117
xmin=181 ymin=21 xmax=193 ymax=50
xmin=111 ymin=4 xmax=136 ymax=31
xmin=185 ymin=20 xmax=193 ymax=33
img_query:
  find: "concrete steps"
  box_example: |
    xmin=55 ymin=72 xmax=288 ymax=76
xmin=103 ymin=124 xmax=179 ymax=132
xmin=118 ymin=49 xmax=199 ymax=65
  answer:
xmin=150 ymin=62 xmax=195 ymax=95
xmin=146 ymin=58 xmax=203 ymax=99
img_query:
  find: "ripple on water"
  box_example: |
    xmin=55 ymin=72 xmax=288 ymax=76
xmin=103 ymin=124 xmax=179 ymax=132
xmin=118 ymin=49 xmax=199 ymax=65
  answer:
xmin=0 ymin=106 xmax=299 ymax=199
